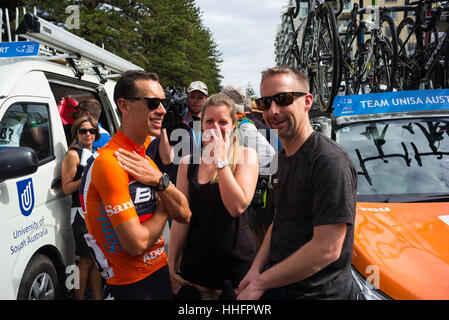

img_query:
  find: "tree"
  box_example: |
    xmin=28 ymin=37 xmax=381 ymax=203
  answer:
xmin=246 ymin=82 xmax=257 ymax=100
xmin=13 ymin=0 xmax=223 ymax=93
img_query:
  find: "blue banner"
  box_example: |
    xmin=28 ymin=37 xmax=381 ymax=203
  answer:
xmin=333 ymin=89 xmax=449 ymax=117
xmin=0 ymin=41 xmax=40 ymax=58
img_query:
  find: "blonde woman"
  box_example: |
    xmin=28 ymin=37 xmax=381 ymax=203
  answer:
xmin=168 ymin=93 xmax=259 ymax=299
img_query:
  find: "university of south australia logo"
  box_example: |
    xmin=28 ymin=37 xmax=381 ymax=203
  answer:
xmin=16 ymin=178 xmax=35 ymax=216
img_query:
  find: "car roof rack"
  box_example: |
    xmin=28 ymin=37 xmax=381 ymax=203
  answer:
xmin=11 ymin=12 xmax=143 ymax=82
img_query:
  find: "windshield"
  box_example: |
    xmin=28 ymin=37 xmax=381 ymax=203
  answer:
xmin=335 ymin=118 xmax=449 ymax=202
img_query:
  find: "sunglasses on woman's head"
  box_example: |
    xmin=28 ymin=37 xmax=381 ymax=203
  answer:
xmin=126 ymin=97 xmax=170 ymax=110
xmin=255 ymin=92 xmax=307 ymax=111
xmin=78 ymin=128 xmax=97 ymax=135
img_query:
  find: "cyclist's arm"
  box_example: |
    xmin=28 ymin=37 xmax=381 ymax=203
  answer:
xmin=92 ymin=154 xmax=167 ymax=257
xmin=114 ymin=148 xmax=191 ymax=224
xmin=114 ymin=199 xmax=168 ymax=257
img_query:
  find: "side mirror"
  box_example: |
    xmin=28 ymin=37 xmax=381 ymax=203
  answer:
xmin=0 ymin=147 xmax=38 ymax=181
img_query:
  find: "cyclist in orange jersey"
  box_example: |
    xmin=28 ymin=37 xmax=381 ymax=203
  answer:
xmin=80 ymin=70 xmax=191 ymax=300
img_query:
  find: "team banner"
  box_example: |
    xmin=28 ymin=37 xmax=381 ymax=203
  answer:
xmin=0 ymin=41 xmax=40 ymax=58
xmin=333 ymin=89 xmax=449 ymax=117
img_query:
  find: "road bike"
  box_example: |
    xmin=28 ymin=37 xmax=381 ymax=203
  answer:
xmin=342 ymin=3 xmax=398 ymax=95
xmin=282 ymin=0 xmax=343 ymax=112
xmin=396 ymin=0 xmax=449 ymax=90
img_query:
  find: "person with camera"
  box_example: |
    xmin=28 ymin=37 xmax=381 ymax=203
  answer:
xmin=222 ymin=86 xmax=276 ymax=250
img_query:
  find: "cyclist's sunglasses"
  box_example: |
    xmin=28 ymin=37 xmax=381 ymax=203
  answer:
xmin=255 ymin=92 xmax=307 ymax=111
xmin=78 ymin=128 xmax=98 ymax=135
xmin=126 ymin=97 xmax=170 ymax=110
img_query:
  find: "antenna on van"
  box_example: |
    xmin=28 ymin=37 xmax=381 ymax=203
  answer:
xmin=15 ymin=13 xmax=143 ymax=79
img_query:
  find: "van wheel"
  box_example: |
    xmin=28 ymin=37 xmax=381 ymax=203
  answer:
xmin=17 ymin=254 xmax=59 ymax=300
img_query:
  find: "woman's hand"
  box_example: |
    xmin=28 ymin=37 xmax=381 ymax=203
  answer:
xmin=205 ymin=123 xmax=231 ymax=165
xmin=114 ymin=148 xmax=162 ymax=187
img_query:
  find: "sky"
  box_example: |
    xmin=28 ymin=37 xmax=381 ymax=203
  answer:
xmin=195 ymin=0 xmax=286 ymax=97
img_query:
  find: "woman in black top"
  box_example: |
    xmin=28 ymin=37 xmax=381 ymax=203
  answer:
xmin=61 ymin=116 xmax=102 ymax=300
xmin=169 ymin=93 xmax=259 ymax=299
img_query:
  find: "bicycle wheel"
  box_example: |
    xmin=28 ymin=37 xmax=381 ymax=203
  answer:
xmin=282 ymin=47 xmax=301 ymax=68
xmin=396 ymin=16 xmax=421 ymax=90
xmin=315 ymin=2 xmax=341 ymax=112
xmin=371 ymin=13 xmax=398 ymax=92
xmin=342 ymin=21 xmax=361 ymax=95
xmin=299 ymin=18 xmax=315 ymax=79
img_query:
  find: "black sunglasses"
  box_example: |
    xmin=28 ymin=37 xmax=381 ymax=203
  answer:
xmin=255 ymin=92 xmax=307 ymax=111
xmin=126 ymin=97 xmax=170 ymax=110
xmin=78 ymin=128 xmax=97 ymax=135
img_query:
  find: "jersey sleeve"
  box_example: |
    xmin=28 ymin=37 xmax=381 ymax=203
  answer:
xmin=91 ymin=153 xmax=138 ymax=226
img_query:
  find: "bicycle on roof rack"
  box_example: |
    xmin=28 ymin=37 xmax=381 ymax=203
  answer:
xmin=341 ymin=2 xmax=400 ymax=95
xmin=281 ymin=0 xmax=344 ymax=112
xmin=396 ymin=0 xmax=449 ymax=90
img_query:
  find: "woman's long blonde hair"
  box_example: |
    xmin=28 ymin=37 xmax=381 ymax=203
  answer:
xmin=201 ymin=93 xmax=242 ymax=184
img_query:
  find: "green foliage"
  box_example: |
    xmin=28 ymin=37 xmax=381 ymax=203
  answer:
xmin=13 ymin=0 xmax=223 ymax=93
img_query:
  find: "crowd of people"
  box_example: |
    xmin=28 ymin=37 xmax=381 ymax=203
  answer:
xmin=61 ymin=66 xmax=359 ymax=300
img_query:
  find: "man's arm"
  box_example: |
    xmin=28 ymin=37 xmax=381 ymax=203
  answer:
xmin=114 ymin=198 xmax=168 ymax=256
xmin=237 ymin=223 xmax=347 ymax=300
xmin=114 ymin=148 xmax=191 ymax=224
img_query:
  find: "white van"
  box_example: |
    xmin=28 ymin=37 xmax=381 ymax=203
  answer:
xmin=0 ymin=11 xmax=141 ymax=299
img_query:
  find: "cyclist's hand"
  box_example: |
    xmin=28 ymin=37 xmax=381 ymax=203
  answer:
xmin=114 ymin=148 xmax=162 ymax=187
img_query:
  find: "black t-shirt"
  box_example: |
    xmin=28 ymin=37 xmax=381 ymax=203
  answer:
xmin=179 ymin=156 xmax=256 ymax=289
xmin=270 ymin=131 xmax=357 ymax=299
xmin=146 ymin=120 xmax=201 ymax=184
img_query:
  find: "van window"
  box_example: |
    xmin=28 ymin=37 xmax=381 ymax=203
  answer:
xmin=0 ymin=103 xmax=51 ymax=162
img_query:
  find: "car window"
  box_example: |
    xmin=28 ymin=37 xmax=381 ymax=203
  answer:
xmin=0 ymin=103 xmax=52 ymax=162
xmin=336 ymin=118 xmax=449 ymax=201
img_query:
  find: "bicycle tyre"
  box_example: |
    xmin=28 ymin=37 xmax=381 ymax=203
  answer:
xmin=315 ymin=2 xmax=341 ymax=112
xmin=282 ymin=47 xmax=301 ymax=68
xmin=372 ymin=13 xmax=398 ymax=92
xmin=342 ymin=21 xmax=361 ymax=95
xmin=396 ymin=16 xmax=421 ymax=90
xmin=299 ymin=18 xmax=315 ymax=89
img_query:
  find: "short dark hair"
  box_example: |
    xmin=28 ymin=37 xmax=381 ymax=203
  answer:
xmin=78 ymin=99 xmax=101 ymax=121
xmin=261 ymin=66 xmax=310 ymax=93
xmin=113 ymin=70 xmax=160 ymax=104
xmin=71 ymin=116 xmax=100 ymax=142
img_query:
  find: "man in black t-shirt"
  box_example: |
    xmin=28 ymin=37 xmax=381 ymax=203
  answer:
xmin=237 ymin=66 xmax=359 ymax=300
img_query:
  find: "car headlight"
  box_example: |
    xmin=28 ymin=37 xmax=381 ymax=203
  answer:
xmin=351 ymin=266 xmax=391 ymax=300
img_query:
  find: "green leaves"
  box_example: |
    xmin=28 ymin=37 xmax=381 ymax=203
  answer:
xmin=18 ymin=0 xmax=223 ymax=92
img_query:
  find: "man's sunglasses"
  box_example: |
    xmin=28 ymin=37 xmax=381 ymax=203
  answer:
xmin=255 ymin=92 xmax=307 ymax=111
xmin=78 ymin=128 xmax=98 ymax=135
xmin=126 ymin=97 xmax=170 ymax=110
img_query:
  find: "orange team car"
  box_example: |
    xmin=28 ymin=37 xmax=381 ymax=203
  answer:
xmin=330 ymin=89 xmax=449 ymax=299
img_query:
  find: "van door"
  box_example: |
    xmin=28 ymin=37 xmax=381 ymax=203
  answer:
xmin=0 ymin=96 xmax=74 ymax=299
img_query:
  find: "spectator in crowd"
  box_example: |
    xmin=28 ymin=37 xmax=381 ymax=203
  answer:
xmin=73 ymin=98 xmax=111 ymax=150
xmin=80 ymin=70 xmax=191 ymax=300
xmin=168 ymin=92 xmax=259 ymax=299
xmin=61 ymin=116 xmax=102 ymax=300
xmin=222 ymin=85 xmax=276 ymax=250
xmin=153 ymin=81 xmax=209 ymax=184
xmin=237 ymin=66 xmax=358 ymax=300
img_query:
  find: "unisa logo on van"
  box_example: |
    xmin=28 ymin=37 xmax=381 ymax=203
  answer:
xmin=16 ymin=178 xmax=35 ymax=216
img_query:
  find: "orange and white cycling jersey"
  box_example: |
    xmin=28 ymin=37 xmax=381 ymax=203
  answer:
xmin=80 ymin=130 xmax=167 ymax=285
